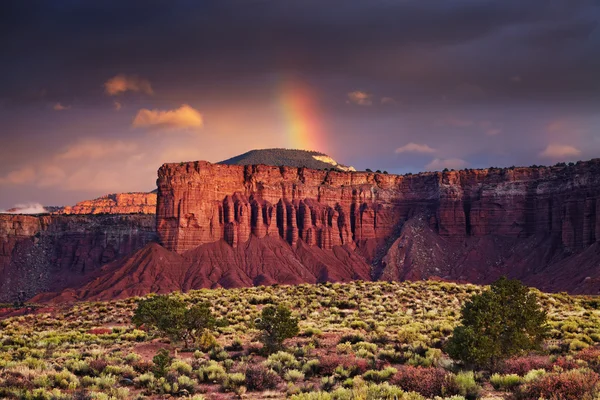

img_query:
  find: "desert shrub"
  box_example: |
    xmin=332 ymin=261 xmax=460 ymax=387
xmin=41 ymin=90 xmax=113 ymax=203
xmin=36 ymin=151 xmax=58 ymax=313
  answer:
xmin=523 ymin=369 xmax=546 ymax=382
xmin=88 ymin=359 xmax=108 ymax=376
xmin=552 ymin=356 xmax=579 ymax=371
xmin=244 ymin=364 xmax=280 ymax=391
xmin=93 ymin=374 xmax=117 ymax=390
xmin=390 ymin=366 xmax=449 ymax=397
xmin=177 ymin=375 xmax=196 ymax=393
xmin=133 ymin=372 xmax=155 ymax=388
xmin=301 ymin=327 xmax=322 ymax=337
xmin=362 ymin=367 xmax=397 ymax=383
xmin=447 ymin=277 xmax=548 ymax=369
xmin=124 ymin=353 xmax=141 ymax=364
xmin=377 ymin=348 xmax=405 ymax=363
xmin=265 ymin=351 xmax=300 ymax=374
xmin=49 ymin=369 xmax=79 ymax=390
xmin=513 ymin=369 xmax=599 ymax=400
xmin=152 ymin=349 xmax=173 ymax=378
xmin=132 ymin=359 xmax=153 ymax=373
xmin=397 ymin=325 xmax=425 ymax=345
xmin=450 ymin=371 xmax=480 ymax=400
xmin=284 ymin=369 xmax=305 ymax=383
xmin=339 ymin=333 xmax=365 ymax=344
xmin=66 ymin=359 xmax=90 ymax=376
xmin=364 ymin=382 xmax=427 ymax=400
xmin=302 ymin=359 xmax=320 ymax=377
xmin=353 ymin=341 xmax=378 ymax=354
xmin=501 ymin=355 xmax=551 ymax=375
xmin=319 ymin=355 xmax=368 ymax=376
xmin=289 ymin=383 xmax=428 ymax=400
xmin=256 ymin=304 xmax=299 ymax=353
xmin=336 ymin=342 xmax=353 ymax=354
xmin=575 ymin=347 xmax=600 ymax=372
xmin=222 ymin=372 xmax=246 ymax=390
xmin=197 ymin=360 xmax=226 ymax=383
xmin=489 ymin=373 xmax=522 ymax=391
xmin=170 ymin=359 xmax=193 ymax=376
xmin=569 ymin=339 xmax=590 ymax=352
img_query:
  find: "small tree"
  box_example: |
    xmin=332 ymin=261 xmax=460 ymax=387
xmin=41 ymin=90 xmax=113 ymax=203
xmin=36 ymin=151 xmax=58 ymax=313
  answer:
xmin=132 ymin=295 xmax=186 ymax=341
xmin=256 ymin=304 xmax=299 ymax=353
xmin=183 ymin=302 xmax=215 ymax=348
xmin=132 ymin=295 xmax=215 ymax=348
xmin=152 ymin=348 xmax=173 ymax=378
xmin=446 ymin=277 xmax=548 ymax=370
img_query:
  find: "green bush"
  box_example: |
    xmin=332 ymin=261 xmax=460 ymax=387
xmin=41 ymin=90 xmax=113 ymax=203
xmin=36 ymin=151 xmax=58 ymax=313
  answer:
xmin=489 ymin=373 xmax=522 ymax=391
xmin=451 ymin=371 xmax=480 ymax=400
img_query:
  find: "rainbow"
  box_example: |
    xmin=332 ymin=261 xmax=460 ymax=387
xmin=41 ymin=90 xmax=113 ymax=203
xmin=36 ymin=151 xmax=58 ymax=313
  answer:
xmin=278 ymin=76 xmax=327 ymax=152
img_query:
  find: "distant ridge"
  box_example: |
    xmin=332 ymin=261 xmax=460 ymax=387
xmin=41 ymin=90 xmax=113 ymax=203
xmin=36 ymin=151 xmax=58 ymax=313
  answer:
xmin=219 ymin=148 xmax=355 ymax=171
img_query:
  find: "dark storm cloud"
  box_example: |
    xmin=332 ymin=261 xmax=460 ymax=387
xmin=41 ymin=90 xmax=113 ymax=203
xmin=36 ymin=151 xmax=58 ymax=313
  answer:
xmin=1 ymin=0 xmax=599 ymax=104
xmin=1 ymin=0 xmax=600 ymax=209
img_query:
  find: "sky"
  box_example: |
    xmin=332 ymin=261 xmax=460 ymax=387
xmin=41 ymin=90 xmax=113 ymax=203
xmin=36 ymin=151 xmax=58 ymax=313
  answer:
xmin=1 ymin=0 xmax=599 ymax=209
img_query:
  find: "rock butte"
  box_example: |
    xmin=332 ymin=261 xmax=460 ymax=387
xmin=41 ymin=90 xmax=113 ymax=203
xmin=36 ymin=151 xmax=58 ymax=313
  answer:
xmin=157 ymin=160 xmax=600 ymax=254
xmin=3 ymin=158 xmax=600 ymax=302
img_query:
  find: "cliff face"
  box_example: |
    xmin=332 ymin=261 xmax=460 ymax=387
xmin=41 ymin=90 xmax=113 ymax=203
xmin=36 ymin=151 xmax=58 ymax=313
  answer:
xmin=0 ymin=214 xmax=156 ymax=301
xmin=157 ymin=162 xmax=438 ymax=253
xmin=60 ymin=193 xmax=156 ymax=215
xmin=12 ymin=158 xmax=600 ymax=303
xmin=157 ymin=160 xmax=600 ymax=254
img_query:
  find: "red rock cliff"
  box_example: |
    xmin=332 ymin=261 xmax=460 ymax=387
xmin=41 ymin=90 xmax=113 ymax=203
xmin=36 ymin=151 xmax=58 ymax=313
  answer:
xmin=0 ymin=214 xmax=156 ymax=301
xmin=60 ymin=192 xmax=156 ymax=215
xmin=157 ymin=160 xmax=600 ymax=254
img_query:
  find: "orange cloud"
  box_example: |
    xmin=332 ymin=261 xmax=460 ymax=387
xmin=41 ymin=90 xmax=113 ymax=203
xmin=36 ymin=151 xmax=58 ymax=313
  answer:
xmin=395 ymin=142 xmax=436 ymax=154
xmin=540 ymin=144 xmax=581 ymax=159
xmin=114 ymin=101 xmax=122 ymax=111
xmin=0 ymin=166 xmax=36 ymax=185
xmin=381 ymin=97 xmax=397 ymax=105
xmin=37 ymin=165 xmax=67 ymax=187
xmin=425 ymin=158 xmax=468 ymax=171
xmin=347 ymin=91 xmax=372 ymax=106
xmin=53 ymin=102 xmax=71 ymax=111
xmin=104 ymin=74 xmax=153 ymax=96
xmin=57 ymin=139 xmax=137 ymax=160
xmin=132 ymin=104 xmax=203 ymax=130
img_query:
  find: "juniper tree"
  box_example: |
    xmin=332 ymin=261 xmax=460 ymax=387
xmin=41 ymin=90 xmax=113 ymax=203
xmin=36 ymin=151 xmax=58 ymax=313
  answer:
xmin=256 ymin=304 xmax=299 ymax=353
xmin=446 ymin=277 xmax=548 ymax=370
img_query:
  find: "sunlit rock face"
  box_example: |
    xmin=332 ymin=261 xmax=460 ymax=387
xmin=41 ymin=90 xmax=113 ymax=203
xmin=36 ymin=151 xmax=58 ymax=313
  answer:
xmin=59 ymin=193 xmax=157 ymax=215
xmin=157 ymin=159 xmax=600 ymax=254
xmin=6 ymin=158 xmax=600 ymax=303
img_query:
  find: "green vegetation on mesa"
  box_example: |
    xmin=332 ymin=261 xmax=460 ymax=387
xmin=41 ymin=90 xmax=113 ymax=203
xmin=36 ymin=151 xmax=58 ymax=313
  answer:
xmin=219 ymin=148 xmax=352 ymax=170
xmin=1 ymin=280 xmax=599 ymax=400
